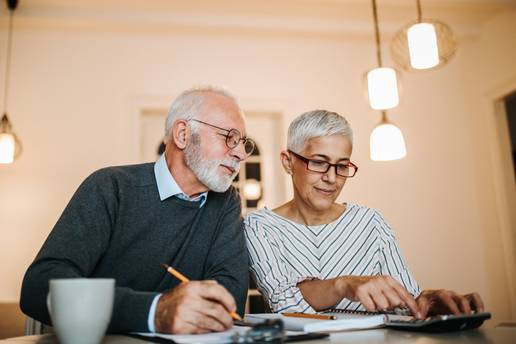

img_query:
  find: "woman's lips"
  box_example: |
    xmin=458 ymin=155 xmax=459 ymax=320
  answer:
xmin=314 ymin=186 xmax=336 ymax=195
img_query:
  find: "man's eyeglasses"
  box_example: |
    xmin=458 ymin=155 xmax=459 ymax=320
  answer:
xmin=189 ymin=119 xmax=256 ymax=156
xmin=288 ymin=150 xmax=358 ymax=177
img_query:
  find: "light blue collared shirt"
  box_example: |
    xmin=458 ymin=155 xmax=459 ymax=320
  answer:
xmin=147 ymin=154 xmax=208 ymax=332
xmin=154 ymin=154 xmax=208 ymax=206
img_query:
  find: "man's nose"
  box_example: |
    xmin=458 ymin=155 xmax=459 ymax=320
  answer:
xmin=231 ymin=140 xmax=247 ymax=161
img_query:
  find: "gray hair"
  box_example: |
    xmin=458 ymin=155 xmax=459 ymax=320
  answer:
xmin=287 ymin=110 xmax=353 ymax=153
xmin=164 ymin=85 xmax=238 ymax=138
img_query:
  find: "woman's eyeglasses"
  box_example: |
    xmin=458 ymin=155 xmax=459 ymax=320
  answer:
xmin=189 ymin=119 xmax=256 ymax=156
xmin=288 ymin=150 xmax=358 ymax=177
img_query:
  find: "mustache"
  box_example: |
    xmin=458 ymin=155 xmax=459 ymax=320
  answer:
xmin=220 ymin=159 xmax=240 ymax=175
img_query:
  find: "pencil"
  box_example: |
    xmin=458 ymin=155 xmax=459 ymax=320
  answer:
xmin=283 ymin=313 xmax=337 ymax=320
xmin=160 ymin=263 xmax=242 ymax=321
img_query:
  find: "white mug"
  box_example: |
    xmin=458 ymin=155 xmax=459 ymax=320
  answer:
xmin=48 ymin=278 xmax=115 ymax=344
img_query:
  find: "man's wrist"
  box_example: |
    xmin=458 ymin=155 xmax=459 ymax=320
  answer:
xmin=147 ymin=293 xmax=162 ymax=333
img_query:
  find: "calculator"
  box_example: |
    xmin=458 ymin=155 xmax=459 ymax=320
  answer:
xmin=385 ymin=312 xmax=491 ymax=333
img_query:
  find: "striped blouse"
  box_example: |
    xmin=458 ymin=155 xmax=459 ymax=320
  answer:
xmin=244 ymin=203 xmax=421 ymax=313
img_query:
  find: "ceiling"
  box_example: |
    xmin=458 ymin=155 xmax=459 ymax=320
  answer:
xmin=3 ymin=0 xmax=516 ymax=39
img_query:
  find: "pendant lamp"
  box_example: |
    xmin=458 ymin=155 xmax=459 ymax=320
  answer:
xmin=366 ymin=0 xmax=400 ymax=110
xmin=0 ymin=0 xmax=22 ymax=164
xmin=370 ymin=111 xmax=407 ymax=161
xmin=390 ymin=0 xmax=457 ymax=71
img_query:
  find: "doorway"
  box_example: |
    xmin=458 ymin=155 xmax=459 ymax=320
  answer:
xmin=503 ymin=92 xmax=516 ymax=179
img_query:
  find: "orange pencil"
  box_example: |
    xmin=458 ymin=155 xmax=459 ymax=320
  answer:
xmin=160 ymin=263 xmax=242 ymax=321
xmin=283 ymin=312 xmax=337 ymax=320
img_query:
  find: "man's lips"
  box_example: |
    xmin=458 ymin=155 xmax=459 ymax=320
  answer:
xmin=221 ymin=164 xmax=236 ymax=175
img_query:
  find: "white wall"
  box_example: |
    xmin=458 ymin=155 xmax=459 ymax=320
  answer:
xmin=0 ymin=3 xmax=515 ymax=325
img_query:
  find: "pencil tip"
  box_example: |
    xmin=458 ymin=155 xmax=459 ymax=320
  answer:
xmin=160 ymin=263 xmax=169 ymax=270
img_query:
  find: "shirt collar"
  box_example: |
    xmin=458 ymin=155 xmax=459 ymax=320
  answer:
xmin=154 ymin=154 xmax=208 ymax=206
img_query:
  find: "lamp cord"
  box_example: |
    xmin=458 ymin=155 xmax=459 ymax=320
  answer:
xmin=371 ymin=0 xmax=382 ymax=67
xmin=416 ymin=0 xmax=422 ymax=22
xmin=3 ymin=9 xmax=14 ymax=115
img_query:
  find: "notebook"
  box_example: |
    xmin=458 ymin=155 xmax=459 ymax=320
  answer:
xmin=246 ymin=309 xmax=492 ymax=333
xmin=245 ymin=311 xmax=386 ymax=333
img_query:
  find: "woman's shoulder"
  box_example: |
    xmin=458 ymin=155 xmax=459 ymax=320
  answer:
xmin=345 ymin=203 xmax=381 ymax=215
xmin=245 ymin=207 xmax=272 ymax=221
xmin=344 ymin=203 xmax=390 ymax=225
xmin=244 ymin=207 xmax=276 ymax=230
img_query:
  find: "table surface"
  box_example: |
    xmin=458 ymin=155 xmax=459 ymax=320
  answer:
xmin=1 ymin=326 xmax=515 ymax=344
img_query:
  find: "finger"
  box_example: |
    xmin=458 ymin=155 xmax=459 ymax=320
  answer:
xmin=196 ymin=299 xmax=233 ymax=330
xmin=369 ymin=288 xmax=390 ymax=311
xmin=197 ymin=282 xmax=237 ymax=313
xmin=416 ymin=295 xmax=430 ymax=319
xmin=381 ymin=287 xmax=404 ymax=309
xmin=385 ymin=278 xmax=421 ymax=318
xmin=180 ymin=303 xmax=228 ymax=333
xmin=439 ymin=291 xmax=461 ymax=315
xmin=453 ymin=294 xmax=471 ymax=314
xmin=467 ymin=293 xmax=485 ymax=313
xmin=169 ymin=316 xmax=202 ymax=334
xmin=356 ymin=289 xmax=377 ymax=312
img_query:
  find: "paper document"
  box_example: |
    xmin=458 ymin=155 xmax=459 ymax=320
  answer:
xmin=134 ymin=326 xmax=250 ymax=344
xmin=245 ymin=312 xmax=386 ymax=333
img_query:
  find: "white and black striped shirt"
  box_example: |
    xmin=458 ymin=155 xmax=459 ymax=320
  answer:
xmin=244 ymin=204 xmax=421 ymax=313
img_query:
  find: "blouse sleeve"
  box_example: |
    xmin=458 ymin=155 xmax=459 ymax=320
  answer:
xmin=244 ymin=214 xmax=317 ymax=313
xmin=374 ymin=210 xmax=421 ymax=297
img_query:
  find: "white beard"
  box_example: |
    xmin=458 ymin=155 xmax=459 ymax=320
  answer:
xmin=184 ymin=133 xmax=240 ymax=192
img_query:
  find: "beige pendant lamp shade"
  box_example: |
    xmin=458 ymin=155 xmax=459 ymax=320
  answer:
xmin=370 ymin=112 xmax=407 ymax=161
xmin=367 ymin=67 xmax=400 ymax=110
xmin=391 ymin=0 xmax=457 ymax=71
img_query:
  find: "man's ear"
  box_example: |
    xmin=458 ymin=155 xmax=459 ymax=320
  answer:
xmin=171 ymin=120 xmax=190 ymax=150
xmin=280 ymin=150 xmax=293 ymax=175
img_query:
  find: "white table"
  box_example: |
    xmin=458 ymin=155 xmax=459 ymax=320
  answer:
xmin=1 ymin=326 xmax=515 ymax=343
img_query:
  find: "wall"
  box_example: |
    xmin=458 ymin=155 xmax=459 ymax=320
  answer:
xmin=0 ymin=3 xmax=515 ymax=325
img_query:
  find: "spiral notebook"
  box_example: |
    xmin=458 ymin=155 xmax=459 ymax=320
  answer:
xmin=245 ymin=310 xmax=387 ymax=333
xmin=246 ymin=308 xmax=491 ymax=333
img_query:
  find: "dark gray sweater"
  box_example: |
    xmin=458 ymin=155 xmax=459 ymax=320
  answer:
xmin=20 ymin=163 xmax=248 ymax=333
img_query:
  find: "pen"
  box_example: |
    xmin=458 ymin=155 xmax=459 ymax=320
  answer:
xmin=283 ymin=313 xmax=337 ymax=320
xmin=160 ymin=263 xmax=242 ymax=321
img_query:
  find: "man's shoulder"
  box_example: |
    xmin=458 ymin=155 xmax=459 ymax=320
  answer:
xmin=207 ymin=185 xmax=241 ymax=204
xmin=85 ymin=162 xmax=156 ymax=188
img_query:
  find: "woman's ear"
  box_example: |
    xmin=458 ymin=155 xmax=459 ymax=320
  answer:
xmin=280 ymin=150 xmax=293 ymax=175
xmin=171 ymin=120 xmax=190 ymax=150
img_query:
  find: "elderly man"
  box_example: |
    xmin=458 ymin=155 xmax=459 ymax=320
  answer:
xmin=20 ymin=86 xmax=254 ymax=334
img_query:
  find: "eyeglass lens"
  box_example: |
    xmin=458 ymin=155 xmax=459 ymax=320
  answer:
xmin=226 ymin=129 xmax=255 ymax=155
xmin=307 ymin=161 xmax=356 ymax=177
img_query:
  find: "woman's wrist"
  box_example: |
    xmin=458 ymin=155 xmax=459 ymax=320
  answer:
xmin=334 ymin=276 xmax=352 ymax=300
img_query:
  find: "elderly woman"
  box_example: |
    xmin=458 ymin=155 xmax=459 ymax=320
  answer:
xmin=244 ymin=110 xmax=484 ymax=319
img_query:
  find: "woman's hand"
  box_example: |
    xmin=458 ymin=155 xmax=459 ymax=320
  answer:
xmin=416 ymin=289 xmax=484 ymax=318
xmin=336 ymin=275 xmax=422 ymax=318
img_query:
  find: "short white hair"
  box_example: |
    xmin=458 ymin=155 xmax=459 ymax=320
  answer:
xmin=287 ymin=110 xmax=353 ymax=153
xmin=164 ymin=85 xmax=238 ymax=138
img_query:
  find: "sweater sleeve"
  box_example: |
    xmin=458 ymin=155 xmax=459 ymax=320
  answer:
xmin=19 ymin=170 xmax=158 ymax=333
xmin=203 ymin=188 xmax=249 ymax=316
xmin=244 ymin=214 xmax=317 ymax=314
xmin=374 ymin=210 xmax=421 ymax=298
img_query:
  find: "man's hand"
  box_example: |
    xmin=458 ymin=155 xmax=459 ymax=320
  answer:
xmin=416 ymin=289 xmax=484 ymax=318
xmin=336 ymin=275 xmax=422 ymax=318
xmin=154 ymin=280 xmax=237 ymax=334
